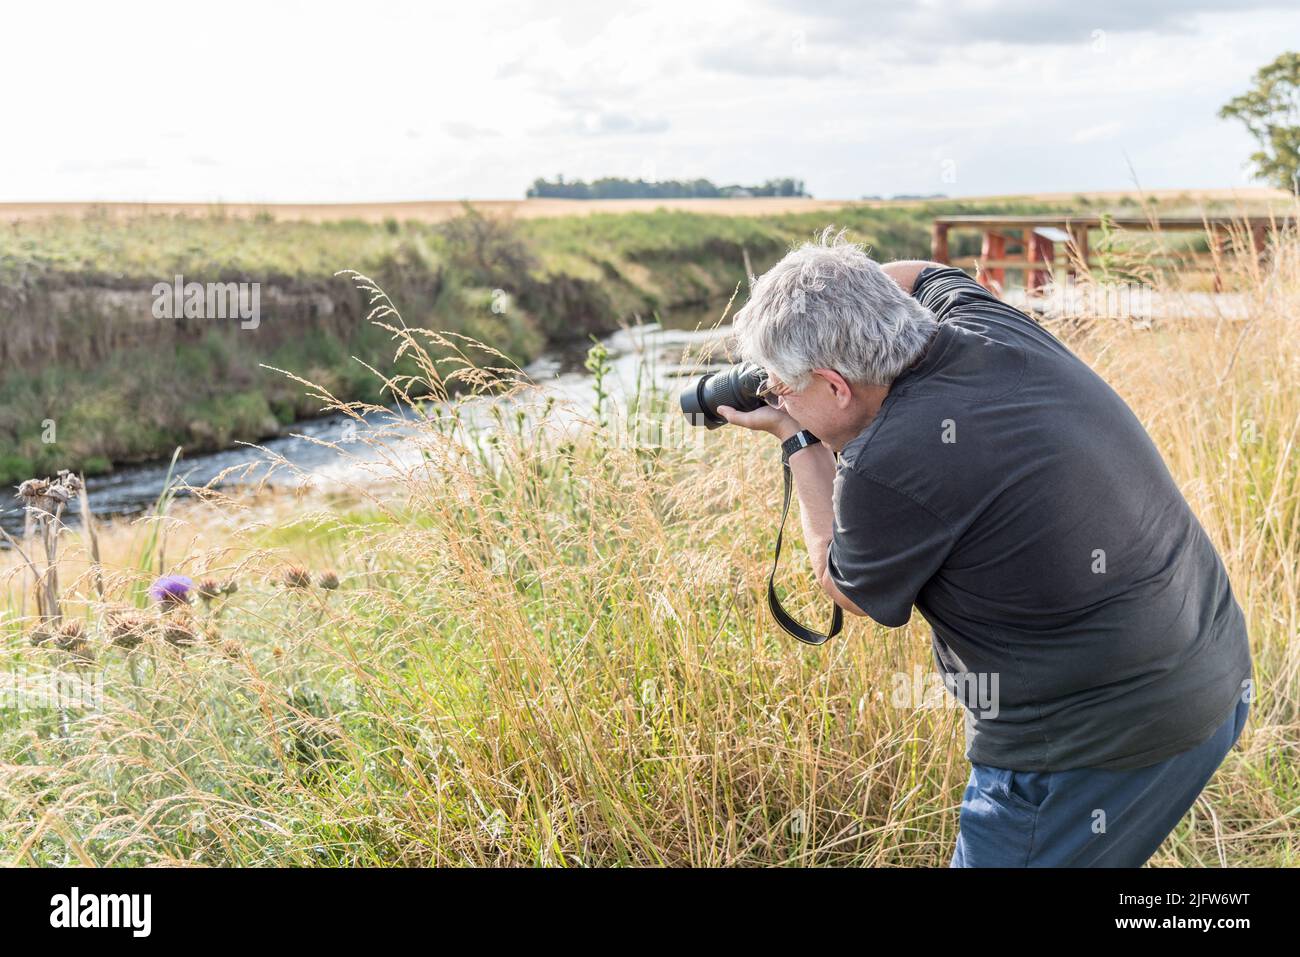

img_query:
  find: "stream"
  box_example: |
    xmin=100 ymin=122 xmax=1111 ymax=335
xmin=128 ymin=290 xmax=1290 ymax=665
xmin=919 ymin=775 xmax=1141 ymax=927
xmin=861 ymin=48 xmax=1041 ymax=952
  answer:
xmin=0 ymin=311 xmax=736 ymax=540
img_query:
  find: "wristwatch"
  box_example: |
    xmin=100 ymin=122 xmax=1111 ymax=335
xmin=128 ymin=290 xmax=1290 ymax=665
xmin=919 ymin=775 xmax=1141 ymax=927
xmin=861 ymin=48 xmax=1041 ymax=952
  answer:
xmin=781 ymin=429 xmax=821 ymax=464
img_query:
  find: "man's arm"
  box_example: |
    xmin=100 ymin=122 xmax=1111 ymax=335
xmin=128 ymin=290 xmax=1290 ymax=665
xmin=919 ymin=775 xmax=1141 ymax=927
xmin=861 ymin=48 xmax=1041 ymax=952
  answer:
xmin=785 ymin=442 xmax=870 ymax=617
xmin=879 ymin=259 xmax=946 ymax=296
xmin=715 ymin=403 xmax=869 ymax=617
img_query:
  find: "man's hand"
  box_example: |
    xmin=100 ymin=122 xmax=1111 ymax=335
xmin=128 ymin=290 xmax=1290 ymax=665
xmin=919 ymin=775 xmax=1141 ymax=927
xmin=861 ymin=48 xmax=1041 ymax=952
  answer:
xmin=716 ymin=405 xmax=802 ymax=441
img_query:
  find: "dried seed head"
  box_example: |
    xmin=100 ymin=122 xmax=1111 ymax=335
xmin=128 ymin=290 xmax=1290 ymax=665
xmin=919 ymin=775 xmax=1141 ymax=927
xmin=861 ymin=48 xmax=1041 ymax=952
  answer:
xmin=53 ymin=619 xmax=94 ymax=663
xmin=107 ymin=613 xmax=150 ymax=651
xmin=59 ymin=475 xmax=83 ymax=506
xmin=197 ymin=578 xmax=222 ymax=602
xmin=17 ymin=478 xmax=49 ymax=503
xmin=55 ymin=470 xmax=83 ymax=495
xmin=280 ymin=566 xmax=312 ymax=589
xmin=220 ymin=639 xmax=243 ymax=661
xmin=67 ymin=642 xmax=96 ymax=665
xmin=162 ymin=619 xmax=200 ymax=648
xmin=28 ymin=625 xmax=55 ymax=648
xmin=54 ymin=618 xmax=86 ymax=646
xmin=17 ymin=479 xmax=57 ymax=514
xmin=317 ymin=570 xmax=340 ymax=590
xmin=16 ymin=471 xmax=83 ymax=516
xmin=220 ymin=578 xmax=239 ymax=596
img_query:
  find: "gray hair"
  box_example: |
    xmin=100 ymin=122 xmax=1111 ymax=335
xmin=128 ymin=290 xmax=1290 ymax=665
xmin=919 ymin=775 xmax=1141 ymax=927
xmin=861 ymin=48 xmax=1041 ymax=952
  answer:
xmin=732 ymin=226 xmax=939 ymax=390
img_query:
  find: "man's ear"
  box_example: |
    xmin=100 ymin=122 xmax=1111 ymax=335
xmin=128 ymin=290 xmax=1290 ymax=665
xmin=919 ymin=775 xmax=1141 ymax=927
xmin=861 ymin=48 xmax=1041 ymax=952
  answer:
xmin=819 ymin=368 xmax=854 ymax=406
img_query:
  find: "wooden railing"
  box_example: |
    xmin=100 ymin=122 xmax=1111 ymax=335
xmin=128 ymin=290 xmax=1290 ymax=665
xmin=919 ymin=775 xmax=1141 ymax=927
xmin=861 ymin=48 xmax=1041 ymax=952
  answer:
xmin=930 ymin=214 xmax=1296 ymax=293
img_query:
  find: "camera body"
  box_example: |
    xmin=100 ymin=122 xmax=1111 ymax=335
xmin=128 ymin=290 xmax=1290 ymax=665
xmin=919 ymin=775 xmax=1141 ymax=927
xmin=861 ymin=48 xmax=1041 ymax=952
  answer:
xmin=679 ymin=361 xmax=770 ymax=429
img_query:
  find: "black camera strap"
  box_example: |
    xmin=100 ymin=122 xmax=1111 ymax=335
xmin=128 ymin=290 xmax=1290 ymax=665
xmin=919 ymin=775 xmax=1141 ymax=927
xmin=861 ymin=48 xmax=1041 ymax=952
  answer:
xmin=767 ymin=454 xmax=844 ymax=646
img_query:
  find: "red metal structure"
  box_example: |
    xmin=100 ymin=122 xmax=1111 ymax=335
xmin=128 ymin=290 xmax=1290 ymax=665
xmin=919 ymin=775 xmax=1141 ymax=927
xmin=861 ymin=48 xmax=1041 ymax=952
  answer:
xmin=930 ymin=214 xmax=1293 ymax=294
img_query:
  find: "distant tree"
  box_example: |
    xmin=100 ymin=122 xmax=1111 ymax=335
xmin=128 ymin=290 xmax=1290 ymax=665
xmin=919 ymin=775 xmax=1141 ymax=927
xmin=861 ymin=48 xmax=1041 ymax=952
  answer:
xmin=750 ymin=178 xmax=807 ymax=197
xmin=1219 ymin=51 xmax=1300 ymax=193
xmin=524 ymin=176 xmax=808 ymax=199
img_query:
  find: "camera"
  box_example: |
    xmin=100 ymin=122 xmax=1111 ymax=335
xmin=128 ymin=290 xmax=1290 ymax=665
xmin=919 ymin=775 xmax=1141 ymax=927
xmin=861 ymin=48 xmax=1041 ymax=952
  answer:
xmin=679 ymin=361 xmax=774 ymax=429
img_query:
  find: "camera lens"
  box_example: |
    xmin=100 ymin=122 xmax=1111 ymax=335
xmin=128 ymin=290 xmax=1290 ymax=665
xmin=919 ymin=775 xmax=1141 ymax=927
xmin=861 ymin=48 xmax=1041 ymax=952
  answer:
xmin=679 ymin=362 xmax=769 ymax=428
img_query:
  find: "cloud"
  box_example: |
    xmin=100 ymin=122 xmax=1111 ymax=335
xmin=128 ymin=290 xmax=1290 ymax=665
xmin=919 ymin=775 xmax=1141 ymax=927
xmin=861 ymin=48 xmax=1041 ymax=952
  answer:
xmin=534 ymin=110 xmax=670 ymax=136
xmin=7 ymin=0 xmax=1298 ymax=203
xmin=1070 ymin=121 xmax=1124 ymax=143
xmin=494 ymin=56 xmax=637 ymax=112
xmin=56 ymin=156 xmax=152 ymax=173
xmin=766 ymin=0 xmax=1298 ymax=48
xmin=698 ymin=31 xmax=845 ymax=78
xmin=443 ymin=121 xmax=502 ymax=140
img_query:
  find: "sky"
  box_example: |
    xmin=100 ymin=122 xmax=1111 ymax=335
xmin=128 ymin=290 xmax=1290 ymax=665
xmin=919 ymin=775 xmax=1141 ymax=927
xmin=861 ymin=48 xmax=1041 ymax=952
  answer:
xmin=3 ymin=0 xmax=1297 ymax=203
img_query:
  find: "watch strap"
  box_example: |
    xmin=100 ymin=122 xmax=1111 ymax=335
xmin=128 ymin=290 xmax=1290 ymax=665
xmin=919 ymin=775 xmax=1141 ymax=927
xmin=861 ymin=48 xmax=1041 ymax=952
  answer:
xmin=781 ymin=429 xmax=821 ymax=463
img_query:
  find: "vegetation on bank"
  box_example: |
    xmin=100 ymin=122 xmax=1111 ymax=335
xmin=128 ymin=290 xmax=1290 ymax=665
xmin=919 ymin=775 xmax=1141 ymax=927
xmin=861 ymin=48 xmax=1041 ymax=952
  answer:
xmin=0 ymin=193 xmax=1271 ymax=484
xmin=0 ymin=231 xmax=1294 ymax=865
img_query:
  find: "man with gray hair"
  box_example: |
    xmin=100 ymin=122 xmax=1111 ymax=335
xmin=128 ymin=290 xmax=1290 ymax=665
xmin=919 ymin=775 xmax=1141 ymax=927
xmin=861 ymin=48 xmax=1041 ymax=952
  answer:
xmin=718 ymin=226 xmax=1253 ymax=867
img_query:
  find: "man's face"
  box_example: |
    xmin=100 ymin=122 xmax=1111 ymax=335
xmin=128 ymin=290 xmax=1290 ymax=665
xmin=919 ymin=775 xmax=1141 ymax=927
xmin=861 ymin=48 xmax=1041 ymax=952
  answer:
xmin=762 ymin=370 xmax=838 ymax=440
xmin=762 ymin=368 xmax=886 ymax=452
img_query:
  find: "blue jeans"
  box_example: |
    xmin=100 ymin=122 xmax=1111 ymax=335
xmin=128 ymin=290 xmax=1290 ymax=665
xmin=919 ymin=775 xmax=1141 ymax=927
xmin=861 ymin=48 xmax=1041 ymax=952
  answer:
xmin=950 ymin=695 xmax=1250 ymax=867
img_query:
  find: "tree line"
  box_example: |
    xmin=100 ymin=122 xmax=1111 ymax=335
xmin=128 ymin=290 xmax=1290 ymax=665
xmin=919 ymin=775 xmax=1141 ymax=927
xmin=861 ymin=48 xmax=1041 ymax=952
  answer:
xmin=526 ymin=176 xmax=809 ymax=199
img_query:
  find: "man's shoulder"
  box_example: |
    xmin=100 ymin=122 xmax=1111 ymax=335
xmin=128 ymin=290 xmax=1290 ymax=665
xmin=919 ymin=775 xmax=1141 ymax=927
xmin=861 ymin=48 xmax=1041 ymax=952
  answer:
xmin=836 ymin=412 xmax=958 ymax=525
xmin=834 ymin=453 xmax=911 ymax=499
xmin=838 ymin=378 xmax=952 ymax=472
xmin=912 ymin=265 xmax=1057 ymax=341
xmin=911 ymin=265 xmax=1001 ymax=315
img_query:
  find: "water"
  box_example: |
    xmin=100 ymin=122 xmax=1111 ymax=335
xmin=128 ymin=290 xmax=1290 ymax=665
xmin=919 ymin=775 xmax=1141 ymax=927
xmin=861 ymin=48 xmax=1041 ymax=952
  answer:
xmin=0 ymin=314 xmax=736 ymax=540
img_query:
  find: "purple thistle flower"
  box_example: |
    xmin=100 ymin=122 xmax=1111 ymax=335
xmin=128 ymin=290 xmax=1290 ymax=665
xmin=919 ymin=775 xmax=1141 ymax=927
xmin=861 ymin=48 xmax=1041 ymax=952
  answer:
xmin=149 ymin=574 xmax=194 ymax=606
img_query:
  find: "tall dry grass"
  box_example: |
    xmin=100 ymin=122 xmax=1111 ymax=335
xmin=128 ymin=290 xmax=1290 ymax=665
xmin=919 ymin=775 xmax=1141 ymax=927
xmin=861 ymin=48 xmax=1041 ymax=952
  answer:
xmin=0 ymin=227 xmax=1296 ymax=866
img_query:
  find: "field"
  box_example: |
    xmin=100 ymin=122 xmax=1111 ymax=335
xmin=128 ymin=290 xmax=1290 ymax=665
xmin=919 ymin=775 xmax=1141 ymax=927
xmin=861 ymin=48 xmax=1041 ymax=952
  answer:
xmin=2 ymin=187 xmax=1291 ymax=224
xmin=0 ymin=216 xmax=1296 ymax=866
xmin=1 ymin=196 xmax=878 ymax=224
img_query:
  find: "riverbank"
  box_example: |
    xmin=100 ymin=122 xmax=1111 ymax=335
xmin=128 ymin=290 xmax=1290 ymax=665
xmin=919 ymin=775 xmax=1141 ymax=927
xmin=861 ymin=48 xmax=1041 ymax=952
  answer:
xmin=1 ymin=192 xmax=1281 ymax=484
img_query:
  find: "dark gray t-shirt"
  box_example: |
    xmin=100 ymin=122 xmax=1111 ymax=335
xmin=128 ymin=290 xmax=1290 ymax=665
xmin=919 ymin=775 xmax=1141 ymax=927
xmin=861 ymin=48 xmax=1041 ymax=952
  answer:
xmin=826 ymin=265 xmax=1253 ymax=771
